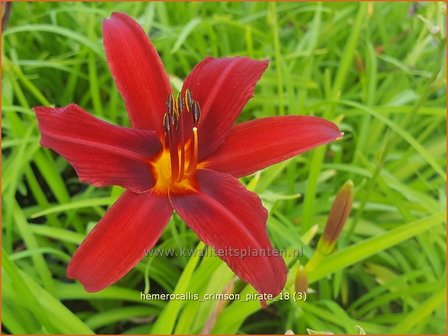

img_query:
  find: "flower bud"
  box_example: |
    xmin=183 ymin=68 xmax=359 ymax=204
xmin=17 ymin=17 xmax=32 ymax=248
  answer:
xmin=294 ymin=265 xmax=308 ymax=294
xmin=318 ymin=180 xmax=354 ymax=255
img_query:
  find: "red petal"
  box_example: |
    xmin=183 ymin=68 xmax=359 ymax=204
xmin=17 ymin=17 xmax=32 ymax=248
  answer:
xmin=34 ymin=104 xmax=162 ymax=193
xmin=203 ymin=115 xmax=342 ymax=177
xmin=182 ymin=57 xmax=268 ymax=160
xmin=103 ymin=12 xmax=171 ymax=133
xmin=170 ymin=169 xmax=286 ymax=296
xmin=67 ymin=190 xmax=173 ymax=292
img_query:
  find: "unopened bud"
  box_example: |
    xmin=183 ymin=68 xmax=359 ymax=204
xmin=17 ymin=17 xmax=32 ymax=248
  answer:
xmin=319 ymin=180 xmax=354 ymax=254
xmin=294 ymin=265 xmax=308 ymax=294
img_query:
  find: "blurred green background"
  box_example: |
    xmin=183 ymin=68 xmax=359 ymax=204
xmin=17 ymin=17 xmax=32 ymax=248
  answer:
xmin=2 ymin=1 xmax=446 ymax=334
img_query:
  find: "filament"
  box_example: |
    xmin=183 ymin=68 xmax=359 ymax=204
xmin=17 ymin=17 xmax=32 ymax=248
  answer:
xmin=186 ymin=127 xmax=198 ymax=176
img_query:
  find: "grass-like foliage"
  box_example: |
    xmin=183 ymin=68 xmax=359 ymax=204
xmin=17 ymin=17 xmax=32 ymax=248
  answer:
xmin=2 ymin=2 xmax=446 ymax=334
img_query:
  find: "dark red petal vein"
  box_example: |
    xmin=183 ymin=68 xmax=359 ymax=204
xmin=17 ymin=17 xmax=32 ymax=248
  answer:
xmin=103 ymin=12 xmax=171 ymax=133
xmin=203 ymin=115 xmax=342 ymax=177
xmin=170 ymin=169 xmax=286 ymax=297
xmin=182 ymin=57 xmax=269 ymax=160
xmin=67 ymin=190 xmax=173 ymax=292
xmin=34 ymin=104 xmax=162 ymax=193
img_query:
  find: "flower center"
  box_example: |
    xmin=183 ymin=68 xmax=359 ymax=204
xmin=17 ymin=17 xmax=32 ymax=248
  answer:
xmin=154 ymin=89 xmax=201 ymax=192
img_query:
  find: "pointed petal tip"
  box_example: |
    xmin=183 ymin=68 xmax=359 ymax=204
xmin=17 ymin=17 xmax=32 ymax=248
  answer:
xmin=102 ymin=12 xmax=119 ymax=30
xmin=83 ymin=284 xmax=102 ymax=293
xmin=80 ymin=278 xmax=106 ymax=293
xmin=66 ymin=262 xmax=81 ymax=284
xmin=66 ymin=250 xmax=105 ymax=293
xmin=32 ymin=105 xmax=49 ymax=115
xmin=260 ymin=58 xmax=270 ymax=67
xmin=261 ymin=58 xmax=271 ymax=64
xmin=67 ymin=259 xmax=110 ymax=292
xmin=70 ymin=277 xmax=104 ymax=293
xmin=104 ymin=11 xmax=133 ymax=25
xmin=105 ymin=11 xmax=127 ymax=21
xmin=33 ymin=103 xmax=79 ymax=115
xmin=316 ymin=116 xmax=342 ymax=136
xmin=66 ymin=263 xmax=74 ymax=279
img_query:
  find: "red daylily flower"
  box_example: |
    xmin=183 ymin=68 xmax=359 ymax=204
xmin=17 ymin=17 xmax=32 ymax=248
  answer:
xmin=33 ymin=13 xmax=341 ymax=298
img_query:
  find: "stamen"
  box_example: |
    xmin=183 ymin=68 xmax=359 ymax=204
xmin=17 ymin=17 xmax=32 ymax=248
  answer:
xmin=185 ymin=89 xmax=193 ymax=112
xmin=163 ymin=91 xmax=201 ymax=183
xmin=192 ymin=101 xmax=201 ymax=126
xmin=168 ymin=114 xmax=180 ymax=182
xmin=163 ymin=113 xmax=171 ymax=135
xmin=166 ymin=94 xmax=174 ymax=116
xmin=177 ymin=93 xmax=186 ymax=182
xmin=165 ymin=94 xmax=180 ymax=182
xmin=177 ymin=123 xmax=185 ymax=182
xmin=186 ymin=127 xmax=199 ymax=176
xmin=177 ymin=93 xmax=184 ymax=115
xmin=172 ymin=113 xmax=179 ymax=130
